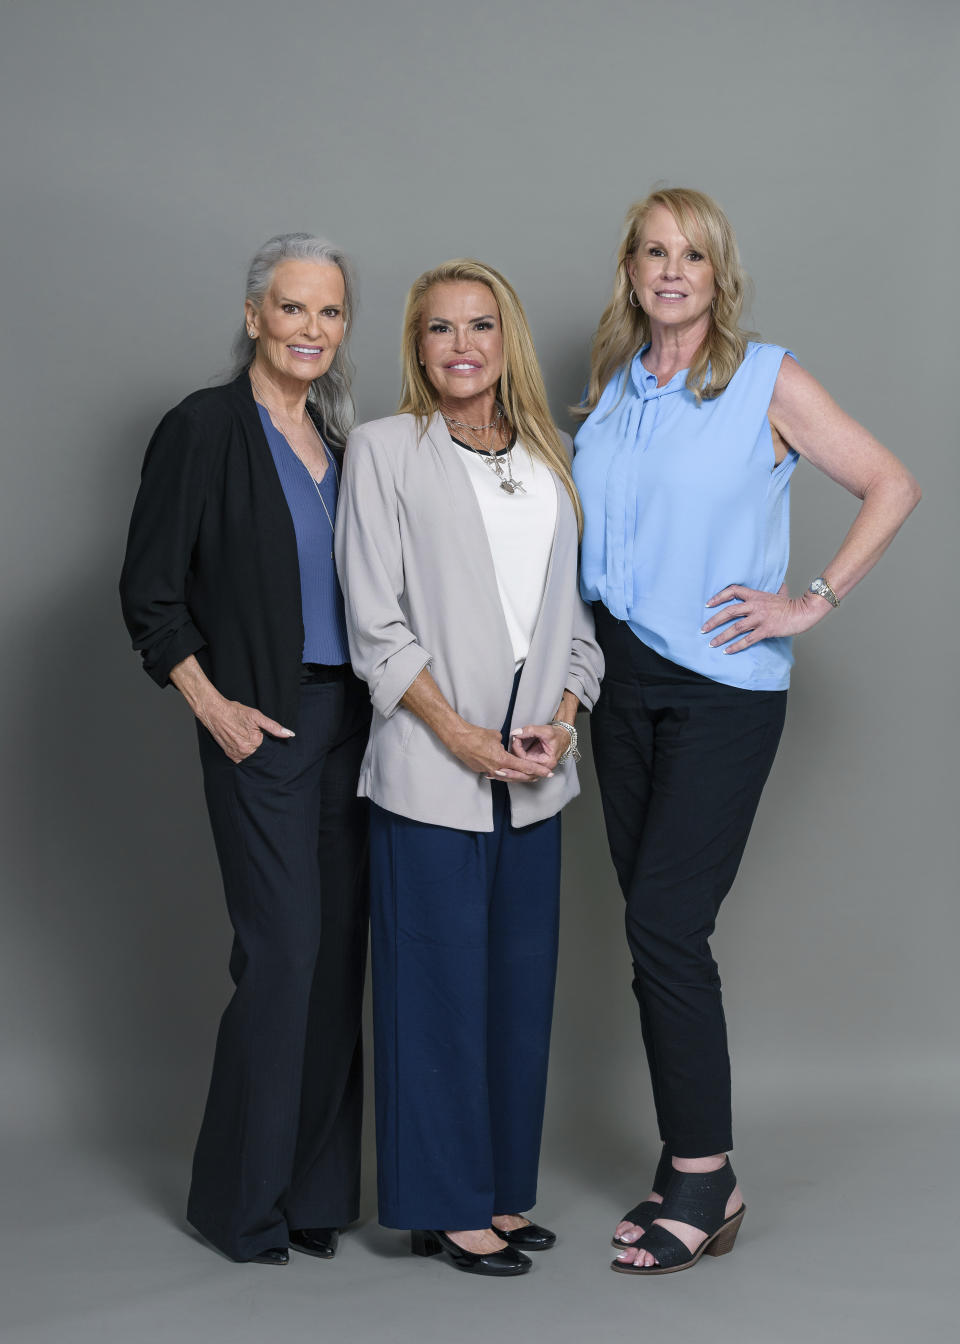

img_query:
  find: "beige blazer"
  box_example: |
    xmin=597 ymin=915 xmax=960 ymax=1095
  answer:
xmin=335 ymin=412 xmax=603 ymax=831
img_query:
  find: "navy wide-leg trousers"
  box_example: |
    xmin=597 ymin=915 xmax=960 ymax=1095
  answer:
xmin=369 ymin=780 xmax=561 ymax=1231
xmin=591 ymin=605 xmax=787 ymax=1158
xmin=187 ymin=676 xmax=370 ymax=1261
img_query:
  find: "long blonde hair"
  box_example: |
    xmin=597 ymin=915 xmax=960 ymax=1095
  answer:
xmin=399 ymin=258 xmax=583 ymax=535
xmin=576 ymin=188 xmax=751 ymax=414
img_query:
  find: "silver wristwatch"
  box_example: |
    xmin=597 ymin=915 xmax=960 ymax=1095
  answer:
xmin=808 ymin=577 xmax=840 ymax=608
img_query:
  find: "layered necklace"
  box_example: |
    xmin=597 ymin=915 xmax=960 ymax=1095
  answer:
xmin=442 ymin=406 xmax=526 ymax=495
xmin=251 ymin=374 xmax=339 ymax=557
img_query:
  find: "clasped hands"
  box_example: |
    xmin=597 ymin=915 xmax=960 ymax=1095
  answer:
xmin=701 ymin=582 xmax=829 ymax=654
xmin=448 ymin=721 xmax=569 ymax=783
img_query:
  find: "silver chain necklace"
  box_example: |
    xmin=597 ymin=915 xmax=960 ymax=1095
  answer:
xmin=444 ymin=414 xmax=526 ymax=495
xmin=251 ymin=375 xmax=340 ymax=556
xmin=442 ymin=407 xmax=504 ymax=432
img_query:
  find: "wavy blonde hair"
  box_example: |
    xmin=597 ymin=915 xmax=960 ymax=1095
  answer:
xmin=576 ymin=188 xmax=751 ymax=414
xmin=398 ymin=258 xmax=583 ymax=535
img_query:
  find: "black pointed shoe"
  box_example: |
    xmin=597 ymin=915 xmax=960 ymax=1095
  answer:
xmin=290 ymin=1227 xmax=339 ymax=1259
xmin=249 ymin=1246 xmax=290 ymax=1265
xmin=493 ymin=1220 xmax=556 ymax=1251
xmin=410 ymin=1229 xmax=532 ymax=1276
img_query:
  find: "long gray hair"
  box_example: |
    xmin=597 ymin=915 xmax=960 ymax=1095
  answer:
xmin=229 ymin=232 xmax=357 ymax=445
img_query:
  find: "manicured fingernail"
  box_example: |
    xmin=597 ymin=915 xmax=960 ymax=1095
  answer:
xmin=495 ymin=769 xmax=509 ymax=776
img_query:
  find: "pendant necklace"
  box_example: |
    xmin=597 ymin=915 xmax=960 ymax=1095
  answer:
xmin=442 ymin=410 xmax=526 ymax=495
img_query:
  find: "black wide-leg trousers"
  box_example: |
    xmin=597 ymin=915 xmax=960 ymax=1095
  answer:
xmin=187 ymin=675 xmax=370 ymax=1262
xmin=591 ymin=605 xmax=787 ymax=1157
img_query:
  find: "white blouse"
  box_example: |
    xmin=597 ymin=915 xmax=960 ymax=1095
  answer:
xmin=454 ymin=439 xmax=558 ymax=666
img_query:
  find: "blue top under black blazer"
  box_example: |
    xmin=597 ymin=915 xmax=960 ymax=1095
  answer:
xmin=120 ymin=372 xmax=341 ymax=730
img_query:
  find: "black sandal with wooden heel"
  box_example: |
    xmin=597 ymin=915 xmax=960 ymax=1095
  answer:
xmin=611 ymin=1158 xmax=745 ymax=1276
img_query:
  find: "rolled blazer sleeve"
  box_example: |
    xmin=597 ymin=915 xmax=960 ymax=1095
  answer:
xmin=336 ymin=426 xmax=432 ymax=718
xmin=119 ymin=404 xmax=212 ymax=687
xmin=565 ymin=590 xmax=603 ymax=711
xmin=557 ymin=432 xmax=603 ymax=710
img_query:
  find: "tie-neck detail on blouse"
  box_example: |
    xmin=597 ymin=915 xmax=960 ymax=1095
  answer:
xmin=628 ymin=346 xmax=690 ymax=398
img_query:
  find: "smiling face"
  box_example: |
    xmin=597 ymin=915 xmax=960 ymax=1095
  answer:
xmin=418 ymin=281 xmax=504 ymax=413
xmin=626 ymin=202 xmax=716 ymax=339
xmin=246 ymin=259 xmax=345 ymax=389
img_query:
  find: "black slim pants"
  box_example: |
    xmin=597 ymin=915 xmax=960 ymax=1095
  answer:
xmin=187 ymin=674 xmax=370 ymax=1262
xmin=591 ymin=606 xmax=786 ymax=1157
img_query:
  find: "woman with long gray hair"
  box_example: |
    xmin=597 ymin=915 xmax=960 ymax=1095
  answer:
xmin=120 ymin=233 xmax=370 ymax=1265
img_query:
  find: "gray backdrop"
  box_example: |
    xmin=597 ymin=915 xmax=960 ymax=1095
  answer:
xmin=2 ymin=2 xmax=957 ymax=1341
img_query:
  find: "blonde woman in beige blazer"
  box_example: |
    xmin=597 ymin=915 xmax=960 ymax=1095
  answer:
xmin=336 ymin=259 xmax=602 ymax=1277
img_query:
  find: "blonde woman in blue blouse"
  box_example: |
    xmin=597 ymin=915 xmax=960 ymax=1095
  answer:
xmin=572 ymin=187 xmax=920 ymax=1275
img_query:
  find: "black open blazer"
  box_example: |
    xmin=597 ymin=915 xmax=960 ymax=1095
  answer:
xmin=120 ymin=372 xmax=341 ymax=730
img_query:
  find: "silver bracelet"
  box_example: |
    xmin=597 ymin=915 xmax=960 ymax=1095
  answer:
xmin=809 ymin=576 xmax=840 ymax=608
xmin=550 ymin=719 xmax=581 ymax=764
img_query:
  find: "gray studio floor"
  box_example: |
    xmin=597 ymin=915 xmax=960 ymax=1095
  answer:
xmin=3 ymin=1063 xmax=956 ymax=1344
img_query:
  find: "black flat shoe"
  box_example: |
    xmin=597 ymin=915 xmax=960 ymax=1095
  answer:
xmin=290 ymin=1227 xmax=339 ymax=1259
xmin=611 ymin=1158 xmax=745 ymax=1276
xmin=612 ymin=1145 xmax=672 ymax=1248
xmin=493 ymin=1220 xmax=556 ymax=1251
xmin=249 ymin=1246 xmax=289 ymax=1265
xmin=410 ymin=1229 xmax=531 ymax=1276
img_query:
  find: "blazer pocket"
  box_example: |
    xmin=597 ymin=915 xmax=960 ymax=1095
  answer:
xmin=396 ymin=707 xmax=419 ymax=754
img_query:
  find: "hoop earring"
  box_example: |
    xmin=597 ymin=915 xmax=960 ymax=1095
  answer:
xmin=628 ymin=288 xmax=641 ymax=309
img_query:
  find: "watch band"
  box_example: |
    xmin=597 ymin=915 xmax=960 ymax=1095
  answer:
xmin=809 ymin=577 xmax=840 ymax=608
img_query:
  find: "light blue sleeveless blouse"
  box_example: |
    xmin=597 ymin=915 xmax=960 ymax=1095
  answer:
xmin=573 ymin=341 xmax=798 ymax=691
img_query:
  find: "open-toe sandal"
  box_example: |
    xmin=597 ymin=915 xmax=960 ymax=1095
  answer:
xmin=611 ymin=1158 xmax=745 ymax=1275
xmin=612 ymin=1146 xmax=673 ymax=1248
